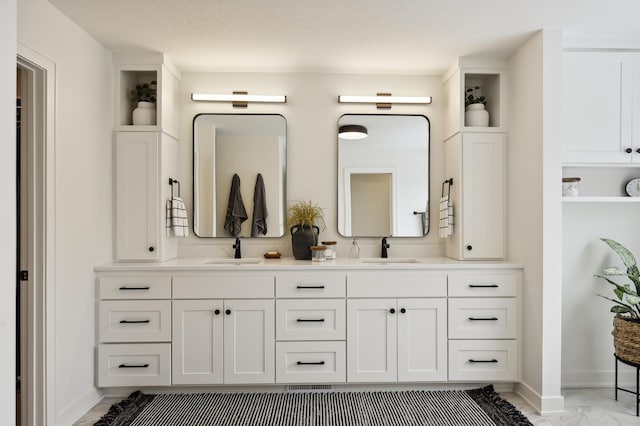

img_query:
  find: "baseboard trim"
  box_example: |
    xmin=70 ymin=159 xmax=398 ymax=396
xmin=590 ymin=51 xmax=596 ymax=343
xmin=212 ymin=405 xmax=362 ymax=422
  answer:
xmin=515 ymin=381 xmax=565 ymax=415
xmin=562 ymin=369 xmax=637 ymax=388
xmin=56 ymin=387 xmax=103 ymax=426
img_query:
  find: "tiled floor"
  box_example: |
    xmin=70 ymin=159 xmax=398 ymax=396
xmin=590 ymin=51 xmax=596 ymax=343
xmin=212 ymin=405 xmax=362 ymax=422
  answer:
xmin=74 ymin=388 xmax=639 ymax=425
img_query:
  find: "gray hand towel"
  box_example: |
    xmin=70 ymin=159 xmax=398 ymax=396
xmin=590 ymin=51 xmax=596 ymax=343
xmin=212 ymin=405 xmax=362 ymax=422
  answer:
xmin=251 ymin=173 xmax=268 ymax=237
xmin=224 ymin=173 xmax=247 ymax=237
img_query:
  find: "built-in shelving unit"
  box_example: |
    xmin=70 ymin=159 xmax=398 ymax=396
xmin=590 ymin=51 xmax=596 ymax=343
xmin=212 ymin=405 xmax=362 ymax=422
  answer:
xmin=562 ymin=197 xmax=640 ymax=203
xmin=562 ymin=165 xmax=640 ymax=199
xmin=115 ymin=66 xmax=159 ymax=131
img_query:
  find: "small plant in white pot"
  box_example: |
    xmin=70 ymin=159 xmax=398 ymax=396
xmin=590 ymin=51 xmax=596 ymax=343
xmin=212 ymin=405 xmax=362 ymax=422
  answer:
xmin=130 ymin=80 xmax=157 ymax=125
xmin=464 ymin=86 xmax=489 ymax=127
xmin=594 ymin=238 xmax=640 ymax=364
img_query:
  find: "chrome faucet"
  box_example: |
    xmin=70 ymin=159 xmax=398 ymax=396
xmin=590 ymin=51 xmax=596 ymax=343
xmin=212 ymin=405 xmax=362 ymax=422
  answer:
xmin=381 ymin=237 xmax=390 ymax=258
xmin=233 ymin=238 xmax=242 ymax=259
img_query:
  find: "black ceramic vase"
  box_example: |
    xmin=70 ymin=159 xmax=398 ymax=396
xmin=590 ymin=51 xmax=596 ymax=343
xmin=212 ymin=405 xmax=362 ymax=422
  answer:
xmin=291 ymin=224 xmax=320 ymax=260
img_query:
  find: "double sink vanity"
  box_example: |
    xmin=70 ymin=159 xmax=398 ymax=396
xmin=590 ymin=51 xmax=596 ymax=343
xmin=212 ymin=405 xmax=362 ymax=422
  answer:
xmin=96 ymin=258 xmax=521 ymax=389
xmin=102 ymin=57 xmax=515 ymax=391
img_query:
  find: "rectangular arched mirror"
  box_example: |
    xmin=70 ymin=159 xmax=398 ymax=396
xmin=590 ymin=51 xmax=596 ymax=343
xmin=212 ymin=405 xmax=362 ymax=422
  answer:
xmin=193 ymin=114 xmax=286 ymax=238
xmin=338 ymin=114 xmax=429 ymax=237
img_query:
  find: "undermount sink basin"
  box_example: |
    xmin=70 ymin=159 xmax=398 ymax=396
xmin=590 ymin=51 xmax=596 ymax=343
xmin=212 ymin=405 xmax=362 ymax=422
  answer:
xmin=359 ymin=258 xmax=421 ymax=264
xmin=205 ymin=258 xmax=263 ymax=265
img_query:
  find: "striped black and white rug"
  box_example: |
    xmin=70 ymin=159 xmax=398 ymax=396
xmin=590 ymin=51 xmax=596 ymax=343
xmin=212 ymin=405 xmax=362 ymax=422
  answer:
xmin=95 ymin=385 xmax=532 ymax=426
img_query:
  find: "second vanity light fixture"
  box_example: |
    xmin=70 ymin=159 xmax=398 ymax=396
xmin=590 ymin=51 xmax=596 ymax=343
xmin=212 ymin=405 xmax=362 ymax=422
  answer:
xmin=338 ymin=124 xmax=368 ymax=139
xmin=191 ymin=91 xmax=287 ymax=108
xmin=338 ymin=93 xmax=432 ymax=109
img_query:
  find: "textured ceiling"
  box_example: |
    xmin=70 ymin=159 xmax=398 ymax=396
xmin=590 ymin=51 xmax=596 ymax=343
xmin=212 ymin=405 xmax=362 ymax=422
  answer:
xmin=47 ymin=0 xmax=640 ymax=74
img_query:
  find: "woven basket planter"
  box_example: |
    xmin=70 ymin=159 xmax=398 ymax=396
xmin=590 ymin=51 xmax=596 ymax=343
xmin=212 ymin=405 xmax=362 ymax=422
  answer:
xmin=613 ymin=315 xmax=640 ymax=364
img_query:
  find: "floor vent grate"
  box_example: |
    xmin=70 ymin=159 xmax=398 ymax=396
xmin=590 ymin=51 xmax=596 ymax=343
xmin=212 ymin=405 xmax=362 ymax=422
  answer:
xmin=286 ymin=384 xmax=334 ymax=393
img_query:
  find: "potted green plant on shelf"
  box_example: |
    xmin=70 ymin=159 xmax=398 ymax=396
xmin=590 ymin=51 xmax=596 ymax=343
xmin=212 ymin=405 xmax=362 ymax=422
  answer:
xmin=594 ymin=238 xmax=640 ymax=364
xmin=130 ymin=80 xmax=157 ymax=125
xmin=287 ymin=200 xmax=326 ymax=260
xmin=464 ymin=86 xmax=489 ymax=127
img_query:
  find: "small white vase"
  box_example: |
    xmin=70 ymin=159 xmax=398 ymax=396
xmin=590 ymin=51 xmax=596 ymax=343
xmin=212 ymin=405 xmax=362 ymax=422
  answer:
xmin=465 ymin=103 xmax=489 ymax=127
xmin=132 ymin=101 xmax=156 ymax=125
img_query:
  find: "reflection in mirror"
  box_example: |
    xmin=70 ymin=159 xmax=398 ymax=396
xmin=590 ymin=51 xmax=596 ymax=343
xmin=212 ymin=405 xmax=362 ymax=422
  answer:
xmin=338 ymin=114 xmax=429 ymax=237
xmin=193 ymin=114 xmax=286 ymax=238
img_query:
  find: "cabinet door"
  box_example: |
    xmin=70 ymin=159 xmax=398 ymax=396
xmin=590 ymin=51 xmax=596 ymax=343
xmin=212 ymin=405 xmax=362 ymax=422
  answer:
xmin=347 ymin=299 xmax=397 ymax=382
xmin=397 ymin=298 xmax=447 ymax=382
xmin=461 ymin=133 xmax=505 ymax=259
xmin=116 ymin=132 xmax=159 ymax=260
xmin=223 ymin=299 xmax=275 ymax=384
xmin=172 ymin=300 xmax=224 ymax=384
xmin=562 ymin=51 xmax=634 ymax=163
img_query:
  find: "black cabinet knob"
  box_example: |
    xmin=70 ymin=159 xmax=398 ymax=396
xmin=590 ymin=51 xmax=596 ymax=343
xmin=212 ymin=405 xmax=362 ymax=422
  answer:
xmin=466 ymin=245 xmax=473 ymax=251
xmin=636 ymin=149 xmax=640 ymax=154
xmin=214 ymin=309 xmax=220 ymax=315
xmin=389 ymin=308 xmax=396 ymax=314
xmin=626 ymin=148 xmax=633 ymax=153
xmin=148 ymin=246 xmax=155 ymax=252
xmin=400 ymin=308 xmax=406 ymax=314
xmin=225 ymin=309 xmax=231 ymax=315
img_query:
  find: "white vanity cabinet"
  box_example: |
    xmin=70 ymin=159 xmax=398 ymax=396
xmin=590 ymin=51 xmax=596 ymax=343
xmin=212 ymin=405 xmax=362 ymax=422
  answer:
xmin=447 ymin=272 xmax=519 ymax=381
xmin=171 ymin=274 xmax=275 ymax=385
xmin=115 ymin=131 xmax=178 ymax=261
xmin=275 ymin=272 xmax=346 ymax=383
xmin=562 ymin=51 xmax=640 ymax=164
xmin=444 ymin=132 xmax=506 ymax=260
xmin=346 ymin=272 xmax=448 ymax=382
xmin=97 ymin=274 xmax=172 ymax=387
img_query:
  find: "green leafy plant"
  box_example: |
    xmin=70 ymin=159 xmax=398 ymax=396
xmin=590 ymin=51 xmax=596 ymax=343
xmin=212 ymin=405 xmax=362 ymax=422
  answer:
xmin=465 ymin=86 xmax=486 ymax=107
xmin=130 ymin=80 xmax=157 ymax=104
xmin=287 ymin=200 xmax=326 ymax=230
xmin=594 ymin=238 xmax=640 ymax=319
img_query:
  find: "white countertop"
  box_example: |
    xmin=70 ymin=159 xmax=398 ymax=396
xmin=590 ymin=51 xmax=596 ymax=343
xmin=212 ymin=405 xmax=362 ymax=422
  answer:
xmin=94 ymin=257 xmax=523 ymax=272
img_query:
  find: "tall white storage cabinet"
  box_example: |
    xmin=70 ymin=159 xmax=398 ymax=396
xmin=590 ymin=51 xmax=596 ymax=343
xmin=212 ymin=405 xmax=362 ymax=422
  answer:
xmin=113 ymin=55 xmax=181 ymax=261
xmin=116 ymin=132 xmax=178 ymax=261
xmin=443 ymin=60 xmax=507 ymax=260
xmin=444 ymin=133 xmax=506 ymax=260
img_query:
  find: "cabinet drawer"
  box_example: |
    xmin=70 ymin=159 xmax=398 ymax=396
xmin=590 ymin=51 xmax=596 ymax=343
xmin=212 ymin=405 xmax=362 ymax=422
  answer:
xmin=276 ymin=273 xmax=345 ymax=298
xmin=99 ymin=300 xmax=171 ymax=343
xmin=448 ymin=340 xmax=518 ymax=382
xmin=99 ymin=275 xmax=171 ymax=299
xmin=448 ymin=298 xmax=516 ymax=339
xmin=97 ymin=343 xmax=171 ymax=387
xmin=276 ymin=299 xmax=345 ymax=341
xmin=173 ymin=274 xmax=274 ymax=299
xmin=347 ymin=272 xmax=447 ymax=297
xmin=276 ymin=341 xmax=346 ymax=383
xmin=448 ymin=273 xmax=517 ymax=297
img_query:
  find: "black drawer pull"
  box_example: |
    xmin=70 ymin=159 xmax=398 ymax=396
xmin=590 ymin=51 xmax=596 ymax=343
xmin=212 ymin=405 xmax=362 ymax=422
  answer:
xmin=468 ymin=317 xmax=498 ymax=321
xmin=118 ymin=363 xmax=150 ymax=368
xmin=296 ymin=285 xmax=325 ymax=289
xmin=118 ymin=286 xmax=150 ymax=291
xmin=119 ymin=319 xmax=151 ymax=324
xmin=468 ymin=284 xmax=499 ymax=288
xmin=469 ymin=359 xmax=498 ymax=363
xmin=296 ymin=318 xmax=325 ymax=322
xmin=296 ymin=361 xmax=325 ymax=365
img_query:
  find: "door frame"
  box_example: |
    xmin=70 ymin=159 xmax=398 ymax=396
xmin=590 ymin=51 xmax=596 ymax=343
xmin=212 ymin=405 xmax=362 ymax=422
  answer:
xmin=17 ymin=43 xmax=57 ymax=426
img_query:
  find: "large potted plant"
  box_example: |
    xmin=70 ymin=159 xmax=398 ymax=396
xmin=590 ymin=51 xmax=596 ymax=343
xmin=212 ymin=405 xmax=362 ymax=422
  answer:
xmin=595 ymin=238 xmax=640 ymax=364
xmin=464 ymin=86 xmax=489 ymax=127
xmin=130 ymin=80 xmax=157 ymax=125
xmin=287 ymin=200 xmax=325 ymax=260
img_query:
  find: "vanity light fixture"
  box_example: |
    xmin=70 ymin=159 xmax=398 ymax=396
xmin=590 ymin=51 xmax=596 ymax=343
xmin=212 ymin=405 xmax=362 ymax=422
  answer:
xmin=338 ymin=93 xmax=432 ymax=109
xmin=338 ymin=124 xmax=368 ymax=139
xmin=191 ymin=91 xmax=287 ymax=108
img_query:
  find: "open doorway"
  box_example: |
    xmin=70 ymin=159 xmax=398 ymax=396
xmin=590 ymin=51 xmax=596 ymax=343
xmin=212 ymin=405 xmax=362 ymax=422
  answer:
xmin=17 ymin=48 xmax=55 ymax=426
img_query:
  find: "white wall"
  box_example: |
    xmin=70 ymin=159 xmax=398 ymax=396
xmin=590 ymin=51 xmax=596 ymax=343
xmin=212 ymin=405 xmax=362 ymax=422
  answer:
xmin=18 ymin=0 xmax=113 ymax=423
xmin=178 ymin=72 xmax=445 ymax=259
xmin=1 ymin=1 xmax=17 ymax=424
xmin=508 ymin=29 xmax=564 ymax=414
